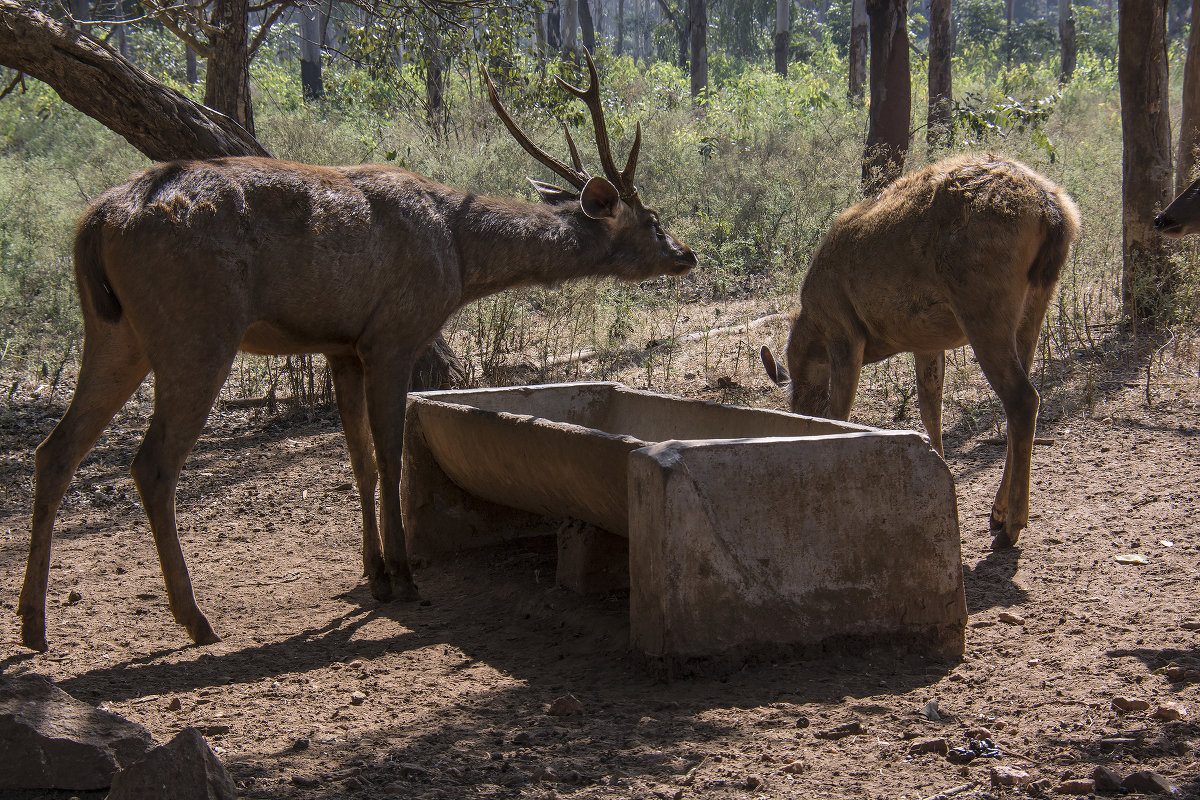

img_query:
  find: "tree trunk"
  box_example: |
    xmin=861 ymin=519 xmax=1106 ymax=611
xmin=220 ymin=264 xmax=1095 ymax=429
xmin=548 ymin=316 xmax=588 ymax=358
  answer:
xmin=774 ymin=0 xmax=790 ymax=77
xmin=299 ymin=2 xmax=324 ymax=100
xmin=849 ymin=0 xmax=868 ymax=97
xmin=547 ymin=0 xmax=561 ymax=50
xmin=617 ymin=0 xmax=624 ymax=55
xmin=562 ymin=0 xmax=579 ymax=60
xmin=1118 ymin=0 xmax=1176 ymax=326
xmin=689 ymin=0 xmax=707 ymax=98
xmin=580 ymin=0 xmax=596 ymax=52
xmin=68 ymin=0 xmax=90 ymax=25
xmin=679 ymin=0 xmax=690 ymax=68
xmin=928 ymin=0 xmax=953 ymax=151
xmin=862 ymin=0 xmax=910 ymax=193
xmin=1005 ymin=0 xmax=1014 ymax=71
xmin=203 ymin=0 xmax=254 ymax=137
xmin=1059 ymin=0 xmax=1076 ymax=81
xmin=423 ymin=28 xmax=445 ymax=130
xmin=0 ymin=0 xmax=463 ymax=391
xmin=1178 ymin=0 xmax=1200 ymax=191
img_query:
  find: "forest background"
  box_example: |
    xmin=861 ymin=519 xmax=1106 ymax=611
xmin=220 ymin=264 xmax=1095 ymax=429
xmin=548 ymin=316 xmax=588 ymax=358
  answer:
xmin=0 ymin=0 xmax=1195 ymax=433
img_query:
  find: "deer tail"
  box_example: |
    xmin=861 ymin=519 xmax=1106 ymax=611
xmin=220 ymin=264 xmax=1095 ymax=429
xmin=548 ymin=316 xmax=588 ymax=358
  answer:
xmin=1029 ymin=186 xmax=1082 ymax=289
xmin=74 ymin=210 xmax=122 ymax=324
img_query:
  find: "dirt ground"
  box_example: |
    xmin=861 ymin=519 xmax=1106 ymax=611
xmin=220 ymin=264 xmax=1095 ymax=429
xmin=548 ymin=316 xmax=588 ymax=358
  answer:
xmin=1 ymin=331 xmax=1199 ymax=800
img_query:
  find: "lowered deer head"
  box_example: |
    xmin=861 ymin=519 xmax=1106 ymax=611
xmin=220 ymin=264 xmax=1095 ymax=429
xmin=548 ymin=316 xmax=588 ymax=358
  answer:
xmin=1155 ymin=176 xmax=1200 ymax=237
xmin=761 ymin=154 xmax=1080 ymax=550
xmin=19 ymin=52 xmax=694 ymax=651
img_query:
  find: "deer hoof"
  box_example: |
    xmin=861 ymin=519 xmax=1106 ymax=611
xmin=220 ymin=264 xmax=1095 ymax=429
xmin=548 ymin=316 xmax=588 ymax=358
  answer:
xmin=368 ymin=575 xmax=395 ymax=602
xmin=390 ymin=578 xmax=421 ymax=602
xmin=20 ymin=621 xmax=48 ymax=653
xmin=990 ymin=529 xmax=1021 ymax=550
xmin=187 ymin=618 xmax=221 ymax=646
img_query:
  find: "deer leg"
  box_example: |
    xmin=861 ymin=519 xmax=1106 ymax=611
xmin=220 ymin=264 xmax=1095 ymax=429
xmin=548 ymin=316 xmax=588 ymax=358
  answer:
xmin=362 ymin=352 xmax=420 ymax=602
xmin=826 ymin=338 xmax=865 ymax=421
xmin=971 ymin=345 xmax=1040 ymax=549
xmin=129 ymin=355 xmax=234 ymax=645
xmin=328 ymin=354 xmax=383 ymax=591
xmin=18 ymin=321 xmax=149 ymax=651
xmin=914 ymin=350 xmax=946 ymax=456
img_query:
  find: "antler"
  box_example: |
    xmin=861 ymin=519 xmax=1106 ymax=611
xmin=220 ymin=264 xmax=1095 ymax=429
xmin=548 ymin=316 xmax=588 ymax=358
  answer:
xmin=482 ymin=68 xmax=589 ymax=191
xmin=555 ymin=50 xmax=640 ymax=201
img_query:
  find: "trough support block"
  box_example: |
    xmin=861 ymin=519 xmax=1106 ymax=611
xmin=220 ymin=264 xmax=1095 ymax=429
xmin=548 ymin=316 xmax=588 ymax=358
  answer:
xmin=556 ymin=520 xmax=629 ymax=594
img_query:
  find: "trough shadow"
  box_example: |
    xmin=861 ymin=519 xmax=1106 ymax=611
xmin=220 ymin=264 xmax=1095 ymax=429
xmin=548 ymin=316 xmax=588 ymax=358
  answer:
xmin=961 ymin=544 xmax=1027 ymax=614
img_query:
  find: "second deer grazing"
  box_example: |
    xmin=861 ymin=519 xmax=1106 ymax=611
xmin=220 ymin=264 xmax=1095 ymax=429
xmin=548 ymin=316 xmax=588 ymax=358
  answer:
xmin=761 ymin=154 xmax=1079 ymax=549
xmin=18 ymin=53 xmax=695 ymax=651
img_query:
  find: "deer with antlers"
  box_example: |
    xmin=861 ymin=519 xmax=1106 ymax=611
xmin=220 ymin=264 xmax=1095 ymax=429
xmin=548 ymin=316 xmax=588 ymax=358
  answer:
xmin=18 ymin=54 xmax=695 ymax=651
xmin=761 ymin=154 xmax=1079 ymax=549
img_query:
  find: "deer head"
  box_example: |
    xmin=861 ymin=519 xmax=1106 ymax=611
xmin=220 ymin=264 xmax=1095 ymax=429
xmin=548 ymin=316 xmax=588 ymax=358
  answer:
xmin=1156 ymin=176 xmax=1200 ymax=238
xmin=760 ymin=323 xmax=832 ymax=419
xmin=484 ymin=52 xmax=696 ymax=280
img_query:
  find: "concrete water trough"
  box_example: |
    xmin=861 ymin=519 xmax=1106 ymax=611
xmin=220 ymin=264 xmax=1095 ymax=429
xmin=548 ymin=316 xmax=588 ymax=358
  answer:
xmin=401 ymin=382 xmax=966 ymax=665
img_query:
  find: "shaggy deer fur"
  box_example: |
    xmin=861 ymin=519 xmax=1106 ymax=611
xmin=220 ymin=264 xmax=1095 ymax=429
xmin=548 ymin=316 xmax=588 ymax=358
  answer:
xmin=19 ymin=57 xmax=695 ymax=651
xmin=761 ymin=154 xmax=1079 ymax=549
xmin=1155 ymin=176 xmax=1200 ymax=237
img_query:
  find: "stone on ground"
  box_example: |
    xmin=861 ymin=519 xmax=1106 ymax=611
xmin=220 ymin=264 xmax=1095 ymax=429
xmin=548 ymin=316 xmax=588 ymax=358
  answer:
xmin=107 ymin=727 xmax=236 ymax=800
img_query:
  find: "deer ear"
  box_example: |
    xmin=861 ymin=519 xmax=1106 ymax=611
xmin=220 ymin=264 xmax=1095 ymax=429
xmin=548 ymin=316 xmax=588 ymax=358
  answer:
xmin=761 ymin=345 xmax=791 ymax=387
xmin=580 ymin=176 xmax=620 ymax=219
xmin=528 ymin=179 xmax=578 ymax=206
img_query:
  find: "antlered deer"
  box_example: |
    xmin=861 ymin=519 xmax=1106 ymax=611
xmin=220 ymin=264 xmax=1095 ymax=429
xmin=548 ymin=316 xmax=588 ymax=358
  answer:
xmin=18 ymin=54 xmax=695 ymax=651
xmin=1155 ymin=177 xmax=1200 ymax=237
xmin=761 ymin=154 xmax=1079 ymax=549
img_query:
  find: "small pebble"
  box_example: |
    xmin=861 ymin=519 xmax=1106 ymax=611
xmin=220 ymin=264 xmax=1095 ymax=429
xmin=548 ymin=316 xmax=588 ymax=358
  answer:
xmin=350 ymin=691 xmax=367 ymax=705
xmin=1151 ymin=702 xmax=1186 ymax=721
xmin=547 ymin=694 xmax=583 ymax=716
xmin=990 ymin=765 xmax=1030 ymax=787
xmin=1055 ymin=778 xmax=1095 ymax=795
xmin=1112 ymin=696 xmax=1150 ymax=712
xmin=998 ymin=611 xmax=1025 ymax=625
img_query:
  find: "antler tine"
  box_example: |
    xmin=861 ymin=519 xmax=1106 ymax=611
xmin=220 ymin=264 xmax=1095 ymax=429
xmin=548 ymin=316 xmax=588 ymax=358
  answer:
xmin=562 ymin=123 xmax=585 ymax=175
xmin=621 ymin=121 xmax=641 ymax=191
xmin=554 ymin=50 xmax=630 ymax=196
xmin=483 ymin=68 xmax=588 ymax=191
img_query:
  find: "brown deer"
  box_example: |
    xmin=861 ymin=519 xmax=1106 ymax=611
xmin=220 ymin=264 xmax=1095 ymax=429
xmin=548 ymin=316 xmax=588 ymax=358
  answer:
xmin=18 ymin=53 xmax=696 ymax=651
xmin=760 ymin=154 xmax=1079 ymax=549
xmin=1155 ymin=177 xmax=1200 ymax=237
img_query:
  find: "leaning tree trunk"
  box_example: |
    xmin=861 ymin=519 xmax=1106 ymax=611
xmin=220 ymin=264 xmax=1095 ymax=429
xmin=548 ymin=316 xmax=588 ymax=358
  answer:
xmin=849 ymin=0 xmax=868 ymax=97
xmin=928 ymin=0 xmax=953 ymax=151
xmin=689 ymin=0 xmax=707 ymax=98
xmin=299 ymin=1 xmax=324 ymax=99
xmin=1118 ymin=0 xmax=1176 ymax=327
xmin=862 ymin=0 xmax=910 ymax=193
xmin=0 ymin=0 xmax=463 ymax=390
xmin=1059 ymin=0 xmax=1076 ymax=82
xmin=1177 ymin=0 xmax=1200 ymax=191
xmin=204 ymin=0 xmax=254 ymax=137
xmin=579 ymin=0 xmax=596 ymax=53
xmin=774 ymin=0 xmax=790 ymax=77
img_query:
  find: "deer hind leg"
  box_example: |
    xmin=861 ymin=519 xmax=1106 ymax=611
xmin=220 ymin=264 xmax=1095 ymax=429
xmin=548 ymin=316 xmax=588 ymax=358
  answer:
xmin=914 ymin=350 xmax=946 ymax=456
xmin=328 ymin=354 xmax=383 ymax=592
xmin=362 ymin=350 xmax=420 ymax=602
xmin=129 ymin=351 xmax=236 ymax=646
xmin=19 ymin=320 xmax=149 ymax=651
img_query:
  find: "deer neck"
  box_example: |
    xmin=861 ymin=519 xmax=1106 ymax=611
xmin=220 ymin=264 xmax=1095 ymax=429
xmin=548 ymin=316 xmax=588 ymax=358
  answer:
xmin=455 ymin=195 xmax=610 ymax=303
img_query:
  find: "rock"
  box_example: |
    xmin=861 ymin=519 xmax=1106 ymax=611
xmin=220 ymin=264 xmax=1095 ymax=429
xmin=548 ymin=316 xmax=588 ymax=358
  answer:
xmin=1165 ymin=666 xmax=1200 ymax=683
xmin=920 ymin=700 xmax=941 ymax=721
xmin=794 ymin=715 xmax=810 ymax=728
xmin=196 ymin=724 xmax=229 ymax=737
xmin=745 ymin=775 xmax=762 ymax=790
xmin=166 ymin=698 xmax=182 ymax=712
xmin=349 ymin=691 xmax=367 ymax=706
xmin=547 ymin=694 xmax=583 ymax=716
xmin=1091 ymin=765 xmax=1124 ymax=793
xmin=1027 ymin=778 xmax=1053 ymax=796
xmin=814 ymin=721 xmax=866 ymax=739
xmin=1122 ymin=770 xmax=1182 ymax=796
xmin=1112 ymin=696 xmax=1151 ymax=712
xmin=0 ymin=672 xmax=156 ymax=791
xmin=1055 ymin=778 xmax=1095 ymax=794
xmin=990 ymin=765 xmax=1031 ymax=787
xmin=65 ymin=589 xmax=82 ymax=605
xmin=107 ymin=727 xmax=236 ymax=800
xmin=291 ymin=737 xmax=310 ymax=751
xmin=908 ymin=738 xmax=949 ymax=756
xmin=780 ymin=760 xmax=806 ymax=774
xmin=291 ymin=775 xmax=322 ymax=788
xmin=1151 ymin=703 xmax=1187 ymax=721
xmin=998 ymin=611 xmax=1026 ymax=625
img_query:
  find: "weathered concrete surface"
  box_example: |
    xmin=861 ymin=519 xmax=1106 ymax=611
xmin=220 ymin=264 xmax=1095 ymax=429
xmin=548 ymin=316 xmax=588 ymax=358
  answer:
xmin=628 ymin=432 xmax=966 ymax=662
xmin=0 ymin=672 xmax=156 ymax=790
xmin=107 ymin=727 xmax=236 ymax=800
xmin=401 ymin=382 xmax=965 ymax=663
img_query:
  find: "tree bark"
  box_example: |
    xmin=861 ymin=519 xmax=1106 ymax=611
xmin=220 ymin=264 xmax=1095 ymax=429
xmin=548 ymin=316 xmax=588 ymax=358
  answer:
xmin=299 ymin=2 xmax=324 ymax=99
xmin=1059 ymin=0 xmax=1076 ymax=81
xmin=849 ymin=0 xmax=868 ymax=97
xmin=1178 ymin=0 xmax=1200 ymax=191
xmin=679 ymin=0 xmax=690 ymax=68
xmin=547 ymin=0 xmax=561 ymax=49
xmin=580 ymin=0 xmax=596 ymax=52
xmin=689 ymin=0 xmax=707 ymax=98
xmin=562 ymin=0 xmax=579 ymax=60
xmin=1118 ymin=0 xmax=1176 ymax=326
xmin=774 ymin=0 xmax=790 ymax=77
xmin=203 ymin=0 xmax=254 ymax=137
xmin=928 ymin=0 xmax=953 ymax=151
xmin=616 ymin=0 xmax=624 ymax=55
xmin=862 ymin=0 xmax=910 ymax=193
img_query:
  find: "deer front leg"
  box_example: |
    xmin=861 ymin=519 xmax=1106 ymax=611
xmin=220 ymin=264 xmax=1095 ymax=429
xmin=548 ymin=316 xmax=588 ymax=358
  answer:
xmin=914 ymin=350 xmax=946 ymax=456
xmin=362 ymin=351 xmax=420 ymax=602
xmin=329 ymin=355 xmax=384 ymax=592
xmin=825 ymin=338 xmax=865 ymax=421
